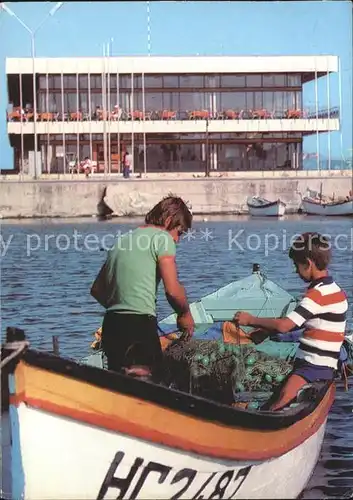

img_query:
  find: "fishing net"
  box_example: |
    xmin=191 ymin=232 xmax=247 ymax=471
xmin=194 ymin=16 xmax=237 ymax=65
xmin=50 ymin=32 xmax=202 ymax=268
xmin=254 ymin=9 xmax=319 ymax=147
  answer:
xmin=163 ymin=339 xmax=293 ymax=405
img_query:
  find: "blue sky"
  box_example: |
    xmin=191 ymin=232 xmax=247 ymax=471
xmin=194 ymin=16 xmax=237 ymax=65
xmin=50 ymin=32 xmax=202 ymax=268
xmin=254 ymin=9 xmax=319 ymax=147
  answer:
xmin=0 ymin=1 xmax=352 ymax=169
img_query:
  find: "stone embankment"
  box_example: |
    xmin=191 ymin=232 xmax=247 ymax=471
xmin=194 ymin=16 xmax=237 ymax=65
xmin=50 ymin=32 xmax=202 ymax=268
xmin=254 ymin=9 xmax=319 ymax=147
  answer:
xmin=0 ymin=171 xmax=351 ymax=219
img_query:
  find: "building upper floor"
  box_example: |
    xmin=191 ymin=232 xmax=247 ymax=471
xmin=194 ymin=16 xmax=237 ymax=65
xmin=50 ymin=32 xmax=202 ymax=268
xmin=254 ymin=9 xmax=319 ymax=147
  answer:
xmin=6 ymin=55 xmax=340 ymax=132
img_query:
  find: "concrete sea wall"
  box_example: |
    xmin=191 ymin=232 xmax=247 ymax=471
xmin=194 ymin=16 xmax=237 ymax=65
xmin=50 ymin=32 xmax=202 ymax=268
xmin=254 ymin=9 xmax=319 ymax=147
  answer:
xmin=0 ymin=171 xmax=352 ymax=219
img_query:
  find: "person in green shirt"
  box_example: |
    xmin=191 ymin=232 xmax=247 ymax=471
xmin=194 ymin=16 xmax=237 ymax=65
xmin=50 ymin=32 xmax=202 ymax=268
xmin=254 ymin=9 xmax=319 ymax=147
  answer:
xmin=91 ymin=195 xmax=194 ymax=380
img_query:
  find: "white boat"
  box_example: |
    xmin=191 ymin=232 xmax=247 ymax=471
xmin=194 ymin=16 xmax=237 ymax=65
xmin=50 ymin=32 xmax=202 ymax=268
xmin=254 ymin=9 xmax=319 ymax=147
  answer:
xmin=247 ymin=197 xmax=286 ymax=217
xmin=301 ymin=197 xmax=353 ymax=216
xmin=1 ymin=266 xmax=336 ymax=500
xmin=0 ymin=336 xmax=334 ymax=500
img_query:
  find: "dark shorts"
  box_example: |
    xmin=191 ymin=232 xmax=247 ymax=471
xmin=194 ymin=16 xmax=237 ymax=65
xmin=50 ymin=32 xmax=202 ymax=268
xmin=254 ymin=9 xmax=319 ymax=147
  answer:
xmin=101 ymin=311 xmax=163 ymax=377
xmin=292 ymin=359 xmax=335 ymax=383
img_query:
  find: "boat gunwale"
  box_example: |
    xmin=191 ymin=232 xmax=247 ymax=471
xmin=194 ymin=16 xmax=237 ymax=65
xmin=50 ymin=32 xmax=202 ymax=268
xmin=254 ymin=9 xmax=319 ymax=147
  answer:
xmin=302 ymin=197 xmax=353 ymax=208
xmin=247 ymin=198 xmax=287 ymax=209
xmin=9 ymin=347 xmax=333 ymax=432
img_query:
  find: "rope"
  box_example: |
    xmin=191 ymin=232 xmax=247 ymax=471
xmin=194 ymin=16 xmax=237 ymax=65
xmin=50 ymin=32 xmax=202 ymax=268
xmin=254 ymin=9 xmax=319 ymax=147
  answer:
xmin=1 ymin=341 xmax=29 ymax=369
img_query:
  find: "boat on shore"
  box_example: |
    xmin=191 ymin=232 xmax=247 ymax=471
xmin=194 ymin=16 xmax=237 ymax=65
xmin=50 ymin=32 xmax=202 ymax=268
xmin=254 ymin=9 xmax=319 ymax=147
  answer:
xmin=247 ymin=197 xmax=286 ymax=217
xmin=0 ymin=265 xmax=345 ymax=500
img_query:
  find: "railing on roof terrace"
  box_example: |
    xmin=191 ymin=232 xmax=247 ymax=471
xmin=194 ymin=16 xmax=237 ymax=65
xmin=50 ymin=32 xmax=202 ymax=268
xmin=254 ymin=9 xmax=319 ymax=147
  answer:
xmin=6 ymin=106 xmax=340 ymax=123
xmin=305 ymin=106 xmax=340 ymax=120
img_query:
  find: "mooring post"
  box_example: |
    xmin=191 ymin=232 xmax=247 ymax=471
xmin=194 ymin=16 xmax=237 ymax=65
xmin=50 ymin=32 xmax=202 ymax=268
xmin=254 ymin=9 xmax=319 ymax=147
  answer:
xmin=52 ymin=336 xmax=60 ymax=355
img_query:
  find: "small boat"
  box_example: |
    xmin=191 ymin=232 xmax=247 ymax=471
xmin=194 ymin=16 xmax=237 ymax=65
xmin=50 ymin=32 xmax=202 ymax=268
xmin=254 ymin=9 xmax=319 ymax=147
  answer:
xmin=301 ymin=197 xmax=353 ymax=216
xmin=247 ymin=197 xmax=286 ymax=217
xmin=299 ymin=185 xmax=353 ymax=216
xmin=1 ymin=264 xmax=340 ymax=500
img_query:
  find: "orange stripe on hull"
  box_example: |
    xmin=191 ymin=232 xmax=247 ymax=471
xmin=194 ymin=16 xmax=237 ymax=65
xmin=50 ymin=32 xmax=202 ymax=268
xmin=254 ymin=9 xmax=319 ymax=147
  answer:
xmin=9 ymin=360 xmax=335 ymax=462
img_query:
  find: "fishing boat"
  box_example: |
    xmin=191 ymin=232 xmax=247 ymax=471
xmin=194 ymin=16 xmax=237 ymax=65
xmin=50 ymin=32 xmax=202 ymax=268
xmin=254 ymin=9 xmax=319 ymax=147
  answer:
xmin=246 ymin=196 xmax=286 ymax=217
xmin=0 ymin=265 xmax=338 ymax=500
xmin=299 ymin=186 xmax=353 ymax=216
xmin=301 ymin=197 xmax=353 ymax=216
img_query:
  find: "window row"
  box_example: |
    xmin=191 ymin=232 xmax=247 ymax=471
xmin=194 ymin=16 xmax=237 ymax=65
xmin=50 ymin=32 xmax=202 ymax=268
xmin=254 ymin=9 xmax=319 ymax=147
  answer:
xmin=37 ymin=73 xmax=302 ymax=90
xmin=37 ymin=141 xmax=302 ymax=173
xmin=38 ymin=132 xmax=303 ymax=141
xmin=36 ymin=91 xmax=302 ymax=114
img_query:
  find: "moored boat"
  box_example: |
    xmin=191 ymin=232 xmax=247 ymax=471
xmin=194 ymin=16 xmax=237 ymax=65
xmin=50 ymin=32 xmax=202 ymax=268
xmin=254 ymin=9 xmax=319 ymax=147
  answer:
xmin=247 ymin=197 xmax=286 ymax=217
xmin=301 ymin=197 xmax=353 ymax=216
xmin=0 ymin=265 xmax=341 ymax=500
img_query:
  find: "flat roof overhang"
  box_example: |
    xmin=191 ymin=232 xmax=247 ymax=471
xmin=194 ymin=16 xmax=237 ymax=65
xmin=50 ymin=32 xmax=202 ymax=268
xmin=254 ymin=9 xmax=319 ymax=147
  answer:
xmin=6 ymin=55 xmax=338 ymax=76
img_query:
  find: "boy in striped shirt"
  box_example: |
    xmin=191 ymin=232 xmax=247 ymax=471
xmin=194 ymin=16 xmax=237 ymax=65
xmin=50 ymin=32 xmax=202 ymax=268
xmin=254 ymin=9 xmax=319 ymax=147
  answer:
xmin=234 ymin=232 xmax=348 ymax=411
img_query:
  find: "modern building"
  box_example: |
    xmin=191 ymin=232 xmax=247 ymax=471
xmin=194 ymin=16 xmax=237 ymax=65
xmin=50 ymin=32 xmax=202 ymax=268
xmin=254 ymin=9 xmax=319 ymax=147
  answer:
xmin=5 ymin=55 xmax=340 ymax=176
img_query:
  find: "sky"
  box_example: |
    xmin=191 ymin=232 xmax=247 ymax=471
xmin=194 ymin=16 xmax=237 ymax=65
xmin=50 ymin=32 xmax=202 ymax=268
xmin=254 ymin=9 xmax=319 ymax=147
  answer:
xmin=0 ymin=0 xmax=352 ymax=169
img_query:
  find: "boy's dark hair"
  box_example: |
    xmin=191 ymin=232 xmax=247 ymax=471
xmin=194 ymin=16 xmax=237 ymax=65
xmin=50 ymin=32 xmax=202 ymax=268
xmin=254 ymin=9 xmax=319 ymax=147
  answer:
xmin=145 ymin=195 xmax=192 ymax=232
xmin=289 ymin=232 xmax=331 ymax=270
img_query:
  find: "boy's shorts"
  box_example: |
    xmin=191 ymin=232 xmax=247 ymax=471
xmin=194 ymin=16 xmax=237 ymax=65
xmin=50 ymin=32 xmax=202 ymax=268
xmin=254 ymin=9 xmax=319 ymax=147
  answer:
xmin=292 ymin=358 xmax=335 ymax=383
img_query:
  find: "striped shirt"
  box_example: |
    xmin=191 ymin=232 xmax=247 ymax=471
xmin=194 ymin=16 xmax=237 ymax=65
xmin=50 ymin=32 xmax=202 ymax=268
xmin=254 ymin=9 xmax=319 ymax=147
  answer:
xmin=286 ymin=276 xmax=348 ymax=369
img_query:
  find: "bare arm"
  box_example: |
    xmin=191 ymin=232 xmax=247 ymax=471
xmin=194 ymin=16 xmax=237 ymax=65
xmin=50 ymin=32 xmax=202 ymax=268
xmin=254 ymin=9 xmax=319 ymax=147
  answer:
xmin=234 ymin=312 xmax=296 ymax=334
xmin=90 ymin=261 xmax=109 ymax=309
xmin=158 ymin=256 xmax=190 ymax=315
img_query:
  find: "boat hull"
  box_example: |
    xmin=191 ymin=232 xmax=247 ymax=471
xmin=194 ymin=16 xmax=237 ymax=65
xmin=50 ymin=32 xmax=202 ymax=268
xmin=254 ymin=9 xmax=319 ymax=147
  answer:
xmin=247 ymin=199 xmax=286 ymax=217
xmin=6 ymin=402 xmax=327 ymax=500
xmin=301 ymin=198 xmax=353 ymax=216
xmin=2 ymin=350 xmax=335 ymax=500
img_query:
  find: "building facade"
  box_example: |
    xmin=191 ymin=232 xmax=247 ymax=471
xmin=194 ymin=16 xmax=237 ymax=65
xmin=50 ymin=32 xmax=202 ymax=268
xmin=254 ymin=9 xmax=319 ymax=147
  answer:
xmin=6 ymin=55 xmax=339 ymax=175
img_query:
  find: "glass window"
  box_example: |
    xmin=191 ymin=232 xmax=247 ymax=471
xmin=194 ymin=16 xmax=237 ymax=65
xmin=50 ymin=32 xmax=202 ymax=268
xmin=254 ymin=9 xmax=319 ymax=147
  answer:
xmin=79 ymin=75 xmax=88 ymax=89
xmin=134 ymin=75 xmax=142 ymax=88
xmin=219 ymin=92 xmax=244 ymax=110
xmin=162 ymin=93 xmax=171 ymax=109
xmin=274 ymin=92 xmax=284 ymax=111
xmin=144 ymin=75 xmax=163 ymax=88
xmin=39 ymin=76 xmax=46 ymax=89
xmin=246 ymin=75 xmax=262 ymax=87
xmin=206 ymin=75 xmax=220 ymax=88
xmin=263 ymin=92 xmax=275 ymax=110
xmin=254 ymin=92 xmax=263 ymax=108
xmin=170 ymin=92 xmax=179 ymax=110
xmin=246 ymin=92 xmax=254 ymax=109
xmin=163 ymin=76 xmax=179 ymax=87
xmin=274 ymin=74 xmax=287 ymax=86
xmin=109 ymin=75 xmax=117 ymax=89
xmin=179 ymin=92 xmax=203 ymax=112
xmin=288 ymin=74 xmax=301 ymax=86
xmin=39 ymin=94 xmax=46 ymax=112
xmin=48 ymin=93 xmax=57 ymax=112
xmin=295 ymin=91 xmax=302 ymax=108
xmin=133 ymin=93 xmax=142 ymax=110
xmin=65 ymin=76 xmax=76 ymax=89
xmin=53 ymin=76 xmax=61 ymax=89
xmin=179 ymin=75 xmax=204 ymax=88
xmin=80 ymin=145 xmax=90 ymax=159
xmin=80 ymin=93 xmax=88 ymax=112
xmin=145 ymin=92 xmax=162 ymax=111
xmin=90 ymin=75 xmax=101 ymax=89
xmin=221 ymin=75 xmax=246 ymax=87
xmin=119 ymin=75 xmax=131 ymax=88
xmin=262 ymin=74 xmax=275 ymax=87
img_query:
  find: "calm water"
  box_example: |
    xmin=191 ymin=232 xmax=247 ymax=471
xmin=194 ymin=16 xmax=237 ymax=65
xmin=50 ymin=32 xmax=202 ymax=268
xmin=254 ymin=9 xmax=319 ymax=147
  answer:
xmin=1 ymin=215 xmax=352 ymax=498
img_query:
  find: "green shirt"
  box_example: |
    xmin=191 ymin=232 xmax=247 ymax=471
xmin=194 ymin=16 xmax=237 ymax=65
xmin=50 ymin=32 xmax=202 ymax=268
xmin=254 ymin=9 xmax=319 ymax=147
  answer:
xmin=103 ymin=226 xmax=176 ymax=317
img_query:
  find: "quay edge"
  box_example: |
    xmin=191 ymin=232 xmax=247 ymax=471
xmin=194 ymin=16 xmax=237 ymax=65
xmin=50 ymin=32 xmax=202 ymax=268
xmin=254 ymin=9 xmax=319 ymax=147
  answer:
xmin=0 ymin=172 xmax=352 ymax=219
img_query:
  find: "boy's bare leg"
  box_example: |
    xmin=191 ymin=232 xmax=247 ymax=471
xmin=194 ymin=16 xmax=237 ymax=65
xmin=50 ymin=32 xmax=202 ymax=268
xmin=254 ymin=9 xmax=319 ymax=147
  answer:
xmin=270 ymin=374 xmax=308 ymax=411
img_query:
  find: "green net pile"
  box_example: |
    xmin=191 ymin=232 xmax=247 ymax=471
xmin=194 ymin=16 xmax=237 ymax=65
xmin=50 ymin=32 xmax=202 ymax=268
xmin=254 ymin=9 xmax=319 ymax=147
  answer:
xmin=163 ymin=339 xmax=293 ymax=405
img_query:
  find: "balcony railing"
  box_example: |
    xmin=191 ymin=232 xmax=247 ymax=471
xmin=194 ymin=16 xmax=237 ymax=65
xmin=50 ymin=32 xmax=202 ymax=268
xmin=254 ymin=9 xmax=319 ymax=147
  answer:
xmin=6 ymin=106 xmax=340 ymax=123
